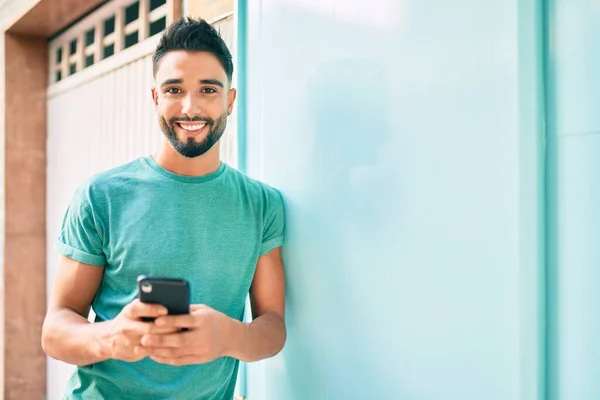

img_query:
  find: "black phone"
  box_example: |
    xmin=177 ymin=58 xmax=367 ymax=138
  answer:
xmin=137 ymin=276 xmax=190 ymax=322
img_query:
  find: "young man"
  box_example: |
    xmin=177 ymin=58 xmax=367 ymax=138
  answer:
xmin=41 ymin=17 xmax=286 ymax=400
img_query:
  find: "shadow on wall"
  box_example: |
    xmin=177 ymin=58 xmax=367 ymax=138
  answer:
xmin=286 ymin=59 xmax=396 ymax=399
xmin=271 ymin=9 xmax=401 ymax=398
xmin=252 ymin=1 xmax=520 ymax=399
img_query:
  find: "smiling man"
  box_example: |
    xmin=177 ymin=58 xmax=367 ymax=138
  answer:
xmin=41 ymin=17 xmax=286 ymax=400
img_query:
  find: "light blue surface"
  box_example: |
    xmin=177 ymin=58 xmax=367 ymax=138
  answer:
xmin=545 ymin=0 xmax=600 ymax=137
xmin=546 ymin=1 xmax=600 ymax=398
xmin=517 ymin=0 xmax=546 ymax=399
xmin=547 ymin=137 xmax=600 ymax=400
xmin=235 ymin=0 xmax=249 ymax=396
xmin=241 ymin=0 xmax=537 ymax=399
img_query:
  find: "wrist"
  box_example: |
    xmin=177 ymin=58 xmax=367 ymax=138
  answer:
xmin=91 ymin=321 xmax=113 ymax=361
xmin=222 ymin=317 xmax=247 ymax=360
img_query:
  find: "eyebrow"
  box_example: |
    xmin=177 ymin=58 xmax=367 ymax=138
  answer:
xmin=199 ymin=79 xmax=224 ymax=88
xmin=160 ymin=78 xmax=225 ymax=88
xmin=160 ymin=78 xmax=183 ymax=87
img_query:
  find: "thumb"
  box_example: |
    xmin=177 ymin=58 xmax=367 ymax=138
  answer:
xmin=190 ymin=304 xmax=209 ymax=313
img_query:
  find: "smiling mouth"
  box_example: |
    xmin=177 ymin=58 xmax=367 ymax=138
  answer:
xmin=175 ymin=122 xmax=208 ymax=132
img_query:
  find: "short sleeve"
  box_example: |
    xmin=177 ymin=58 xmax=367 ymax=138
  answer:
xmin=260 ymin=188 xmax=286 ymax=256
xmin=54 ymin=187 xmax=107 ymax=266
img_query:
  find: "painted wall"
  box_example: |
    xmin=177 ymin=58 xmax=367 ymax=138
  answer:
xmin=0 ymin=0 xmax=39 ymax=281
xmin=0 ymin=3 xmax=47 ymax=398
xmin=241 ymin=0 xmax=540 ymax=399
xmin=46 ymin=50 xmax=164 ymax=400
xmin=546 ymin=0 xmax=600 ymax=399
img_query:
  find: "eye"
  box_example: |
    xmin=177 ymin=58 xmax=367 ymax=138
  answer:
xmin=201 ymin=87 xmax=217 ymax=94
xmin=166 ymin=87 xmax=181 ymax=94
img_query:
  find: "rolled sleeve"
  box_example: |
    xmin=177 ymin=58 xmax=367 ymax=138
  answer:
xmin=260 ymin=188 xmax=286 ymax=256
xmin=54 ymin=240 xmax=106 ymax=266
xmin=56 ymin=186 xmax=107 ymax=266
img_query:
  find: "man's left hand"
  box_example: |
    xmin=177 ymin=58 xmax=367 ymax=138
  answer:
xmin=138 ymin=304 xmax=236 ymax=365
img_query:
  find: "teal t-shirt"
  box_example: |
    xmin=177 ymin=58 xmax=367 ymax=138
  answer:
xmin=55 ymin=156 xmax=285 ymax=400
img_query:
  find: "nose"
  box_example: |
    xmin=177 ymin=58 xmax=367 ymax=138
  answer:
xmin=180 ymin=93 xmax=200 ymax=117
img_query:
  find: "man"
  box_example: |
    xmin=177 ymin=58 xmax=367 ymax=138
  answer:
xmin=41 ymin=17 xmax=286 ymax=400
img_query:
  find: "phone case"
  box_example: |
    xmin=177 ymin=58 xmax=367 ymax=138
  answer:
xmin=137 ymin=276 xmax=190 ymax=321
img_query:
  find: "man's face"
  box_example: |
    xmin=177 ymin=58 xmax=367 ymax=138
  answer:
xmin=152 ymin=50 xmax=236 ymax=158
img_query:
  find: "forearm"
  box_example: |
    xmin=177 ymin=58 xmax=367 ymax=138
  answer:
xmin=41 ymin=307 xmax=111 ymax=366
xmin=226 ymin=312 xmax=286 ymax=363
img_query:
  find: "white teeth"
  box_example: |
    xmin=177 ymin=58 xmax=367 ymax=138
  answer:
xmin=178 ymin=123 xmax=205 ymax=131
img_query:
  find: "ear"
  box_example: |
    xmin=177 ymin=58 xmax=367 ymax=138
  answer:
xmin=227 ymin=88 xmax=237 ymax=115
xmin=151 ymin=88 xmax=159 ymax=107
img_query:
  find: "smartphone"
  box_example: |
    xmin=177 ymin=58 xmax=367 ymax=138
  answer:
xmin=137 ymin=275 xmax=190 ymax=322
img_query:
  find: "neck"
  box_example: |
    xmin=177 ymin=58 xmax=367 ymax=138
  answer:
xmin=153 ymin=140 xmax=221 ymax=177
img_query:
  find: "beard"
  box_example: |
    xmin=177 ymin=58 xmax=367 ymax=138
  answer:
xmin=158 ymin=112 xmax=228 ymax=158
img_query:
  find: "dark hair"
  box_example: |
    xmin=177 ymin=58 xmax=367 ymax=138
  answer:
xmin=152 ymin=17 xmax=233 ymax=82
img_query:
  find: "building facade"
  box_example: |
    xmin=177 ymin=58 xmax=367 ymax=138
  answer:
xmin=1 ymin=0 xmax=238 ymax=398
xmin=2 ymin=0 xmax=600 ymax=399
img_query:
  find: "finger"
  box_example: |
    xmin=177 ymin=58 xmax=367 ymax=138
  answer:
xmin=133 ymin=346 xmax=149 ymax=357
xmin=154 ymin=314 xmax=200 ymax=329
xmin=145 ymin=347 xmax=188 ymax=358
xmin=121 ymin=319 xmax=182 ymax=336
xmin=190 ymin=304 xmax=208 ymax=313
xmin=126 ymin=299 xmax=168 ymax=320
xmin=149 ymin=355 xmax=201 ymax=366
xmin=149 ymin=326 xmax=181 ymax=335
xmin=141 ymin=331 xmax=193 ymax=348
xmin=121 ymin=321 xmax=157 ymax=336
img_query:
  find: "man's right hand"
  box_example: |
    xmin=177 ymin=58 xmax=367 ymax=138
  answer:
xmin=100 ymin=299 xmax=176 ymax=362
xmin=42 ymin=257 xmax=181 ymax=366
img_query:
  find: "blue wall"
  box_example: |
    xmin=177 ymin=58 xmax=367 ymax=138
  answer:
xmin=240 ymin=0 xmax=545 ymax=398
xmin=546 ymin=0 xmax=600 ymax=399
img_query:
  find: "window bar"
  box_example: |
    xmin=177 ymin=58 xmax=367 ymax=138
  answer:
xmin=124 ymin=20 xmax=141 ymax=35
xmin=114 ymin=6 xmax=125 ymax=53
xmin=49 ymin=44 xmax=57 ymax=83
xmin=61 ymin=42 xmax=69 ymax=80
xmin=49 ymin=0 xmax=177 ymax=83
xmin=76 ymin=32 xmax=85 ymax=72
xmin=94 ymin=21 xmax=103 ymax=62
xmin=139 ymin=0 xmax=149 ymax=41
xmin=149 ymin=4 xmax=168 ymax=23
xmin=103 ymin=32 xmax=116 ymax=47
xmin=166 ymin=0 xmax=182 ymax=25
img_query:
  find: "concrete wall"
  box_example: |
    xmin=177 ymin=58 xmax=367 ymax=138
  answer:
xmin=1 ymin=1 xmax=109 ymax=398
xmin=0 ymin=3 xmax=42 ymax=398
xmin=546 ymin=1 xmax=600 ymax=399
xmin=241 ymin=0 xmax=543 ymax=399
xmin=0 ymin=0 xmax=39 ymax=279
